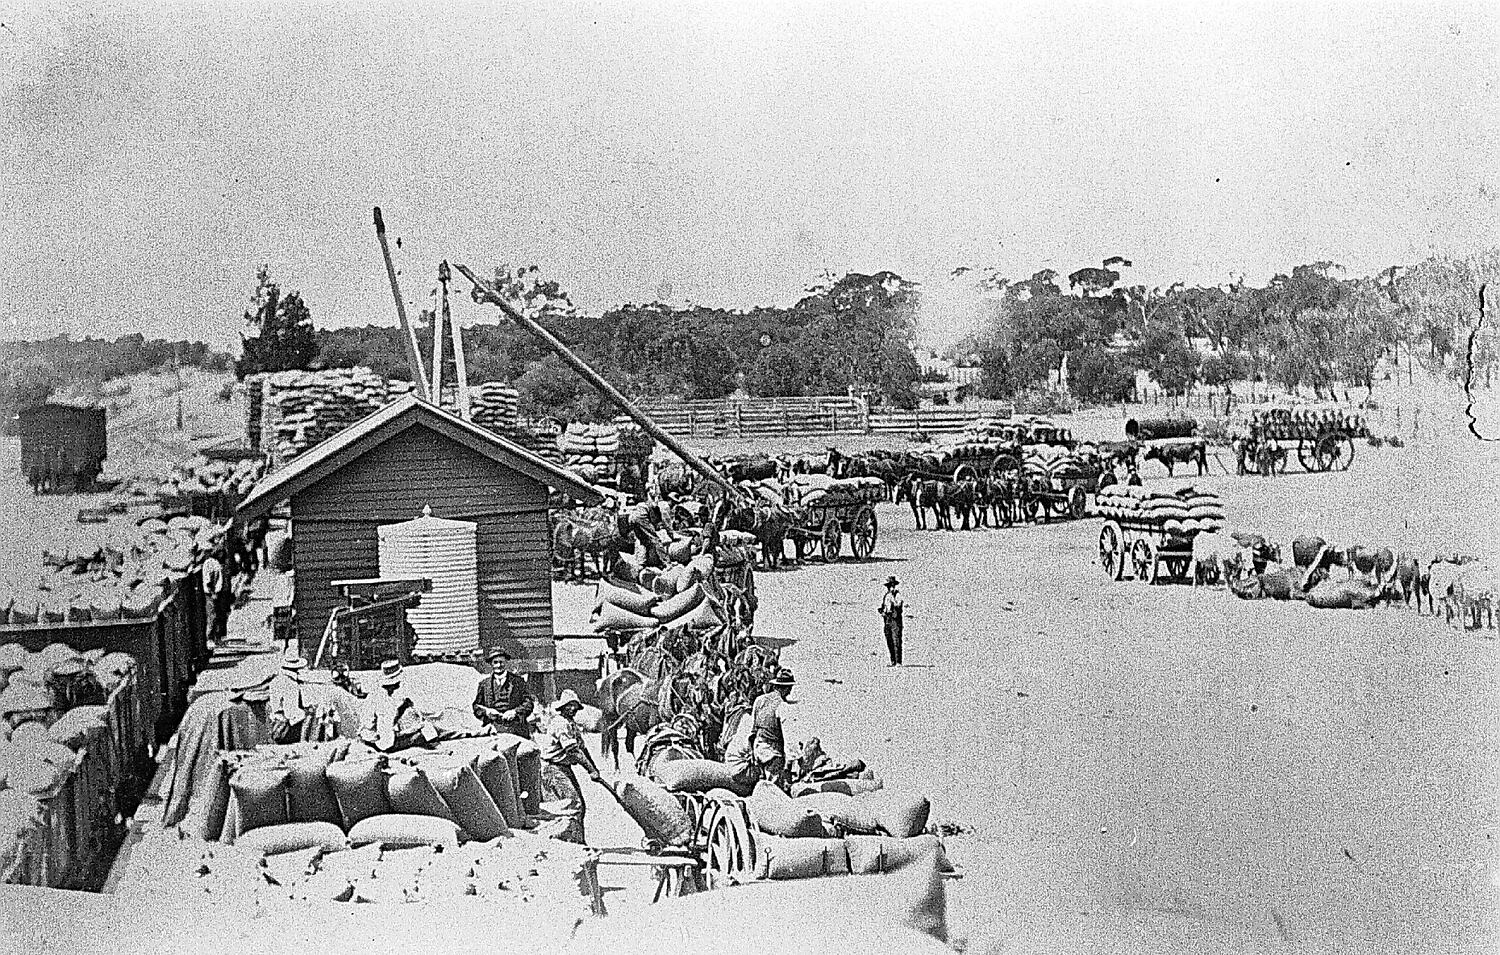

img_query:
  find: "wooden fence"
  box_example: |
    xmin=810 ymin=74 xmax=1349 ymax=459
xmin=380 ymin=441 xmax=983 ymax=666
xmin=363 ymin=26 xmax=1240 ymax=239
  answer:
xmin=617 ymin=398 xmax=1017 ymax=439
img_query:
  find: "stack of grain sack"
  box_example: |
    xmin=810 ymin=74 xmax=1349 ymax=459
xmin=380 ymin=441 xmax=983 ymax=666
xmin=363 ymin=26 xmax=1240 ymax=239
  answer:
xmin=0 ymin=515 xmax=222 ymax=627
xmin=155 ymin=457 xmax=266 ymax=504
xmin=0 ymin=639 xmax=138 ymax=885
xmin=1090 ymin=484 xmax=1225 ymax=535
xmin=251 ymin=368 xmax=416 ymax=468
xmin=558 ymin=424 xmax=620 ymax=484
xmin=1020 ymin=444 xmax=1089 ymax=482
xmin=781 ymin=474 xmax=885 ymax=507
xmin=445 ymin=382 xmax=520 ymax=432
xmin=590 ymin=551 xmax=728 ymax=633
xmin=1228 ymin=405 xmax=1370 ymax=441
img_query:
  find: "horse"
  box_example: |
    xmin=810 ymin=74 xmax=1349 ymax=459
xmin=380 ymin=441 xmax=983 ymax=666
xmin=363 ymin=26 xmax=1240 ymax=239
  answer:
xmin=899 ymin=475 xmax=949 ymax=530
xmin=1142 ymin=439 xmax=1209 ymax=477
xmin=552 ymin=506 xmax=627 ymax=581
xmin=944 ymin=479 xmax=979 ymax=530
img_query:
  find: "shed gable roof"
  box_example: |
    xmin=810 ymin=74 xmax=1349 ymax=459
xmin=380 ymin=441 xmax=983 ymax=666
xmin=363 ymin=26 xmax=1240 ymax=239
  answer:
xmin=236 ymin=394 xmax=602 ymax=520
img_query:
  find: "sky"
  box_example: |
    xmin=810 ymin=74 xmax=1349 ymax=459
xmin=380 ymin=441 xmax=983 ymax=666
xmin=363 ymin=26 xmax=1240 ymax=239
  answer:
xmin=1 ymin=0 xmax=1497 ymax=351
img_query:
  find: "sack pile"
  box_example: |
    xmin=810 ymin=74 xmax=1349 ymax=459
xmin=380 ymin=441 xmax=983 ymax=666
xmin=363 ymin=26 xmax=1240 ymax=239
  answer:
xmin=716 ymin=529 xmax=760 ymax=568
xmin=1021 ymin=444 xmax=1090 ymax=481
xmin=1091 ymin=485 xmax=1226 ymax=535
xmin=1 ymin=515 xmax=223 ymax=628
xmin=254 ymin=368 xmax=416 ymax=467
xmin=591 ymin=561 xmax=729 ymax=633
xmin=453 ymin=382 xmax=520 ymax=432
xmin=155 ymin=456 xmax=266 ymax=503
xmin=1228 ymin=405 xmax=1370 ymax=441
xmin=782 ymin=474 xmax=884 ymax=508
xmin=558 ymin=423 xmax=623 ymax=481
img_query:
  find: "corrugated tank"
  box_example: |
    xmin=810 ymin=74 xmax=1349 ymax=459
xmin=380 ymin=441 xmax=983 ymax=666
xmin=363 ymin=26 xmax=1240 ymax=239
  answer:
xmin=377 ymin=505 xmax=478 ymax=657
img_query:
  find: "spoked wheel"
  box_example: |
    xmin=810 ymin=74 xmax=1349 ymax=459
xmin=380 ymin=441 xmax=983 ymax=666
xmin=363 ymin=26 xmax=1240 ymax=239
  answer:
xmin=1099 ymin=522 xmax=1124 ymax=580
xmin=704 ymin=801 xmax=756 ymax=888
xmin=820 ymin=518 xmax=842 ymax=561
xmin=1316 ymin=433 xmax=1354 ymax=471
xmin=1295 ymin=440 xmax=1315 ymax=472
xmin=1131 ymin=539 xmax=1156 ymax=583
xmin=850 ymin=505 xmax=877 ymax=560
xmin=1067 ymin=486 xmax=1088 ymax=519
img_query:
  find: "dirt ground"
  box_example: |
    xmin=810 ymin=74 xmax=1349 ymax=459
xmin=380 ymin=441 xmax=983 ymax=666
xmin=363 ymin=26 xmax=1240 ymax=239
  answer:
xmin=742 ymin=416 xmax=1498 ymax=952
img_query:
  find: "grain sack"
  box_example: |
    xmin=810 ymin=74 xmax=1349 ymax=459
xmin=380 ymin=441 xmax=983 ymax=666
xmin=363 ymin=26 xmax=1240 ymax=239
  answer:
xmin=438 ymin=739 xmax=527 ymax=829
xmin=795 ymin=791 xmax=881 ymax=835
xmin=652 ymin=584 xmax=706 ymax=621
xmin=347 ymin=813 xmax=462 ymax=849
xmin=47 ymin=706 xmax=107 ymax=749
xmin=235 ymin=821 xmax=348 ymax=856
xmin=261 ymin=844 xmax=325 ymax=887
xmin=1350 ymin=546 xmax=1377 ymax=574
xmin=426 ymin=758 xmax=510 ymax=840
xmin=610 ymin=774 xmax=693 ymax=846
xmin=316 ymin=843 xmax=382 ymax=882
xmin=592 ymin=602 xmax=657 ymax=632
xmin=654 ymin=758 xmax=751 ymax=796
xmin=229 ymin=765 xmax=291 ymax=834
xmin=0 ymin=752 xmax=65 ymax=795
xmin=748 ymin=787 xmax=829 ymax=838
xmin=595 ymin=580 xmax=658 ymax=616
xmin=184 ymin=756 xmax=232 ymax=842
xmin=1306 ymin=579 xmax=1380 ymax=610
xmin=1292 ymin=536 xmax=1326 ymax=567
xmin=386 ymin=765 xmax=459 ymax=823
xmin=755 ymin=835 xmax=851 ymax=880
xmin=845 ymin=835 xmax=952 ymax=875
xmin=864 ymin=791 xmax=932 ymax=838
xmin=285 ymin=756 xmax=342 ymax=826
xmin=674 ymin=597 xmax=726 ymax=631
xmin=793 ymin=778 xmax=884 ymax=797
xmin=290 ymin=870 xmax=356 ymax=902
xmin=325 ymin=756 xmax=391 ymax=829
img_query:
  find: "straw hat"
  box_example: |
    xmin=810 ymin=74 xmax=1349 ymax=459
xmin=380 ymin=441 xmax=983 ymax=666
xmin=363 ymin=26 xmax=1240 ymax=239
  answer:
xmin=281 ymin=649 xmax=308 ymax=672
xmin=555 ymin=689 xmax=582 ymax=712
xmin=379 ymin=660 xmax=403 ymax=687
xmin=884 ymin=576 xmax=900 ymax=588
xmin=768 ymin=668 xmax=796 ymax=687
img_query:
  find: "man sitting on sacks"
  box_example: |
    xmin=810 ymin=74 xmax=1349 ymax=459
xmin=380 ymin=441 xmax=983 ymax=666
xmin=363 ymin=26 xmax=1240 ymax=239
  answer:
xmin=726 ymin=668 xmax=797 ymax=791
xmin=361 ymin=660 xmax=441 ymax=752
xmin=267 ymin=649 xmax=309 ymax=744
xmin=472 ymin=646 xmax=537 ymax=738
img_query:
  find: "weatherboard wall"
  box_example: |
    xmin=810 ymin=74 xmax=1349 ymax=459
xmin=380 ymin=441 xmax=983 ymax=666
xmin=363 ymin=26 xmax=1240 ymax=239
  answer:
xmin=289 ymin=424 xmax=557 ymax=672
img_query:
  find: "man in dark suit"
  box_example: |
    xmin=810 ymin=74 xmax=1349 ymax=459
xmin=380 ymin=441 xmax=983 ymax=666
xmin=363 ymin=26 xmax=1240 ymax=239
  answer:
xmin=473 ymin=647 xmax=536 ymax=738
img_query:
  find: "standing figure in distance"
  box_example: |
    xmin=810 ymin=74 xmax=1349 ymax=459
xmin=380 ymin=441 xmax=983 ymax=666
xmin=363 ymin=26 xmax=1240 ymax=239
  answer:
xmin=879 ymin=575 xmax=904 ymax=666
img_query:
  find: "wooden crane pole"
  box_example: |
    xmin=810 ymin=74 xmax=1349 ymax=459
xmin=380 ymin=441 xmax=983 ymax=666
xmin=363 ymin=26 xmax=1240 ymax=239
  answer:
xmin=450 ymin=262 xmax=742 ymax=500
xmin=440 ymin=261 xmax=471 ymax=419
xmin=372 ymin=207 xmax=430 ymax=401
xmin=428 ymin=284 xmax=444 ymax=402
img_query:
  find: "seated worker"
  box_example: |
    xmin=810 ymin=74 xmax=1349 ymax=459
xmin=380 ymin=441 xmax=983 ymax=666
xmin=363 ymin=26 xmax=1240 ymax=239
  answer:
xmin=267 ymin=649 xmax=308 ymax=744
xmin=751 ymin=668 xmax=796 ymax=791
xmin=472 ymin=647 xmax=536 ymax=738
xmin=538 ymin=690 xmax=601 ymax=844
xmin=361 ymin=660 xmax=439 ymax=752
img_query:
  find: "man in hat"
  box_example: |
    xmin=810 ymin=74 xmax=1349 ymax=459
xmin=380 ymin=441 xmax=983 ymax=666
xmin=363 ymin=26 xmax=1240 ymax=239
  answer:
xmin=879 ymin=576 xmax=904 ymax=666
xmin=267 ymin=649 xmax=308 ymax=744
xmin=201 ymin=547 xmax=230 ymax=648
xmin=473 ymin=647 xmax=537 ymax=738
xmin=361 ymin=660 xmax=439 ymax=752
xmin=751 ymin=668 xmax=796 ymax=791
xmin=538 ymin=690 xmax=602 ymax=843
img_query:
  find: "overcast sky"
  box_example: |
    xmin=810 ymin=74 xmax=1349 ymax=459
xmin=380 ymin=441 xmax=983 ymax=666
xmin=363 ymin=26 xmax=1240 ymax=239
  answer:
xmin=2 ymin=1 xmax=1496 ymax=349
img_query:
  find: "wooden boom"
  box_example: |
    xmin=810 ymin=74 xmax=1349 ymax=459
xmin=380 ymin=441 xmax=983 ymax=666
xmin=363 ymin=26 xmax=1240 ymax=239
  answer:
xmin=450 ymin=262 xmax=742 ymax=500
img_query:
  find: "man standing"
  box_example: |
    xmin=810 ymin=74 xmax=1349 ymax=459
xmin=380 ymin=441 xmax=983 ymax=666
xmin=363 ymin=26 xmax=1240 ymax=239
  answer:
xmin=751 ymin=669 xmax=796 ymax=791
xmin=201 ymin=548 xmax=230 ymax=647
xmin=879 ymin=576 xmax=904 ymax=666
xmin=473 ymin=647 xmax=536 ymax=738
xmin=538 ymin=690 xmax=602 ymax=843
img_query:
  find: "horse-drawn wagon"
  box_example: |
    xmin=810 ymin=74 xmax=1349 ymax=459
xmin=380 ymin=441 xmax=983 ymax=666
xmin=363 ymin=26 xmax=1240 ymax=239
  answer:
xmin=1019 ymin=444 xmax=1108 ymax=521
xmin=1229 ymin=404 xmax=1369 ymax=476
xmin=1093 ymin=484 xmax=1226 ymax=583
xmin=779 ymin=475 xmax=882 ymax=562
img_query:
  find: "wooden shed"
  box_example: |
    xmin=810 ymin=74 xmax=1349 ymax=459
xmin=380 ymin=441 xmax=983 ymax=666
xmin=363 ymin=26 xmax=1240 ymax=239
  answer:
xmin=236 ymin=395 xmax=601 ymax=674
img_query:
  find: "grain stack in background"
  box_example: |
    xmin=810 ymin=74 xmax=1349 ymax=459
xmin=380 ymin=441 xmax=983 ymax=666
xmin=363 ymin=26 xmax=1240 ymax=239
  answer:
xmin=254 ymin=368 xmax=416 ymax=468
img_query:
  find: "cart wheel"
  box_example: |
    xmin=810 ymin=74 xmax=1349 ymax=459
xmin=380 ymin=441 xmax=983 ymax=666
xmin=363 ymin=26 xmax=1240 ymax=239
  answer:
xmin=704 ymin=801 xmax=756 ymax=888
xmin=820 ymin=518 xmax=842 ymax=562
xmin=850 ymin=506 xmax=877 ymax=560
xmin=1131 ymin=539 xmax=1155 ymax=582
xmin=1316 ymin=433 xmax=1353 ymax=471
xmin=1099 ymin=522 xmax=1124 ymax=580
xmin=1067 ymin=486 xmax=1087 ymax=519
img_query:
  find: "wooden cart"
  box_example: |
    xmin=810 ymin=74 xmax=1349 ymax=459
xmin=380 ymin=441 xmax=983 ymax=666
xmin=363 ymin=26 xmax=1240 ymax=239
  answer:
xmin=1098 ymin=518 xmax=1199 ymax=584
xmin=789 ymin=500 xmax=879 ymax=562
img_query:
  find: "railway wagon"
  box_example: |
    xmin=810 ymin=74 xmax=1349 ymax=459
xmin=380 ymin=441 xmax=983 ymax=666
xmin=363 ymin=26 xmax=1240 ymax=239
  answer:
xmin=17 ymin=403 xmax=107 ymax=493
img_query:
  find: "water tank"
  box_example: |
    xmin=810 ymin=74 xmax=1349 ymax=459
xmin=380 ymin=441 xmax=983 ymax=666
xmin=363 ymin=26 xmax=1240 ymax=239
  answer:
xmin=378 ymin=505 xmax=478 ymax=657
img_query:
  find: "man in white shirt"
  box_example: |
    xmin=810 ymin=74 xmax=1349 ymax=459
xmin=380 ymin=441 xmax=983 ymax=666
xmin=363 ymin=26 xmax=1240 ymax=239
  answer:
xmin=538 ymin=690 xmax=600 ymax=843
xmin=267 ymin=649 xmax=308 ymax=743
xmin=360 ymin=660 xmax=438 ymax=752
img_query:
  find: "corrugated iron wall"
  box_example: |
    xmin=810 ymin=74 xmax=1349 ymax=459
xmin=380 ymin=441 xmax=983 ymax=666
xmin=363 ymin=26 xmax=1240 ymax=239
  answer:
xmin=290 ymin=425 xmax=558 ymax=672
